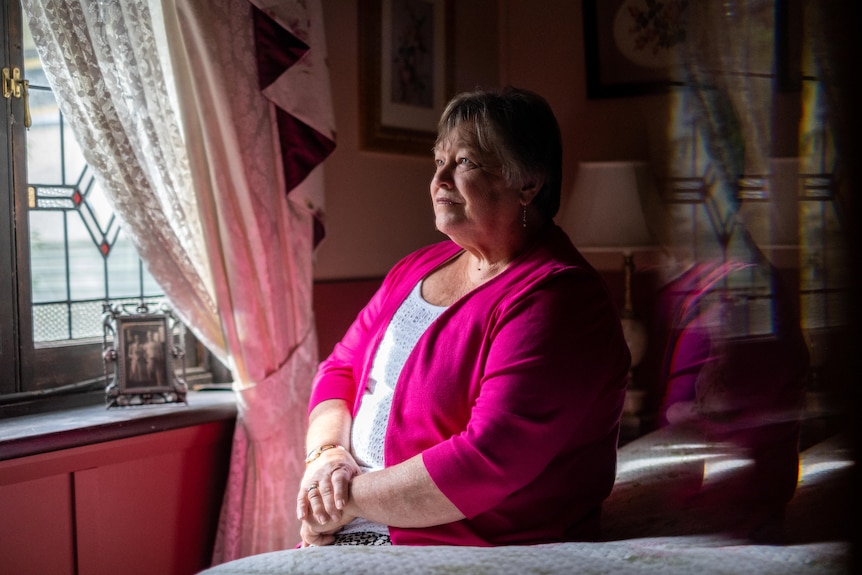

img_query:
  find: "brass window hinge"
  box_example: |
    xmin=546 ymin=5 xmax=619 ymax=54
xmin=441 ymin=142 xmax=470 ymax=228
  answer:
xmin=3 ymin=66 xmax=32 ymax=128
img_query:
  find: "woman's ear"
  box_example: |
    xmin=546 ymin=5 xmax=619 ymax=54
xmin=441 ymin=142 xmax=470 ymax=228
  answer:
xmin=520 ymin=180 xmax=542 ymax=204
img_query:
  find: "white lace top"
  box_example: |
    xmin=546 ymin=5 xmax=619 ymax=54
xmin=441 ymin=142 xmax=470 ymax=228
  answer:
xmin=339 ymin=280 xmax=446 ymax=536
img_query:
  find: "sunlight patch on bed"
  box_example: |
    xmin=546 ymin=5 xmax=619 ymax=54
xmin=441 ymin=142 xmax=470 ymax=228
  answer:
xmin=799 ymin=459 xmax=854 ymax=483
xmin=617 ymin=452 xmax=723 ymax=475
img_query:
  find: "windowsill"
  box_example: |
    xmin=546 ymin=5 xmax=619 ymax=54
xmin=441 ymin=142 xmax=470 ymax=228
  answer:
xmin=0 ymin=389 xmax=237 ymax=462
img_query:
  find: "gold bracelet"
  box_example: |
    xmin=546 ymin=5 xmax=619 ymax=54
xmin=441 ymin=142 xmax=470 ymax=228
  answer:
xmin=304 ymin=443 xmax=345 ymax=465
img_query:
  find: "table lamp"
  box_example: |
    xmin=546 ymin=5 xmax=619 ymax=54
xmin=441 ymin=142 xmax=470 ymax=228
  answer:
xmin=559 ymin=161 xmax=655 ymax=375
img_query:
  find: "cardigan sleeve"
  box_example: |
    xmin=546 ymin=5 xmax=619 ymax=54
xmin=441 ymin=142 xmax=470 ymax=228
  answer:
xmin=421 ymin=271 xmax=630 ymax=519
xmin=308 ymin=269 xmax=397 ymax=414
xmin=308 ymin=297 xmax=377 ymax=412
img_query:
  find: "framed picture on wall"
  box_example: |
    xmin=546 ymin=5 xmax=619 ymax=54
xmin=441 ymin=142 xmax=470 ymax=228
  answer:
xmin=582 ymin=0 xmax=686 ymax=99
xmin=359 ymin=0 xmax=454 ymax=155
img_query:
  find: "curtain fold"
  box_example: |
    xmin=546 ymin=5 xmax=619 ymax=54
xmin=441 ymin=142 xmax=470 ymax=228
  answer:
xmin=25 ymin=0 xmax=335 ymax=562
xmin=164 ymin=0 xmax=335 ymax=561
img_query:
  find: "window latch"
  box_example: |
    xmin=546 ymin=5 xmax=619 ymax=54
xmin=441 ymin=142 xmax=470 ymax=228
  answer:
xmin=3 ymin=66 xmax=32 ymax=128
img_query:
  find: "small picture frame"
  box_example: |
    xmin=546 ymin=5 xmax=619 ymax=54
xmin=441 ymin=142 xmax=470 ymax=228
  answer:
xmin=103 ymin=306 xmax=187 ymax=408
xmin=359 ymin=0 xmax=454 ymax=155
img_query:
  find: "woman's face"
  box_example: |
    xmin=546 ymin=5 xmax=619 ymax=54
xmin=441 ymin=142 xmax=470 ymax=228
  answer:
xmin=431 ymin=125 xmax=522 ymax=246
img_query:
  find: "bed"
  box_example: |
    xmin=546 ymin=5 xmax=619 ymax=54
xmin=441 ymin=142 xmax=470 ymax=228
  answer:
xmin=200 ymin=426 xmax=852 ymax=574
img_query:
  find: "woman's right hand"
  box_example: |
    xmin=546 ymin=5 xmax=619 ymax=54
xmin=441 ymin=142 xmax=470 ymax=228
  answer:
xmin=299 ymin=503 xmax=354 ymax=547
xmin=297 ymin=447 xmax=360 ymax=527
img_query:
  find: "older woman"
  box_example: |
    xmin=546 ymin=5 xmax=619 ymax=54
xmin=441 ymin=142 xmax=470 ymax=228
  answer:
xmin=296 ymin=87 xmax=630 ymax=547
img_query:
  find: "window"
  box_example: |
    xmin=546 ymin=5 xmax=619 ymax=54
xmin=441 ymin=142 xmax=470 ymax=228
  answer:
xmin=25 ymin=17 xmax=164 ymax=344
xmin=1 ymin=0 xmax=31 ymax=398
xmin=1 ymin=0 xmax=216 ymax=407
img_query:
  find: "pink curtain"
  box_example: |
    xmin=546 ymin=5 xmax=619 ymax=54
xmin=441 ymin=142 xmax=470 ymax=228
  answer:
xmin=25 ymin=0 xmax=334 ymax=559
xmin=162 ymin=0 xmax=335 ymax=562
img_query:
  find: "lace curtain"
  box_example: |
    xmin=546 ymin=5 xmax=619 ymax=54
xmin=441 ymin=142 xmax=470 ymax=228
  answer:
xmin=24 ymin=0 xmax=335 ymax=562
xmin=23 ymin=0 xmax=225 ymax=354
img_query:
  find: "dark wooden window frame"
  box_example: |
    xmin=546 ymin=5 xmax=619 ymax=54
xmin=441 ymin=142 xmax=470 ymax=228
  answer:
xmin=0 ymin=0 xmax=225 ymax=411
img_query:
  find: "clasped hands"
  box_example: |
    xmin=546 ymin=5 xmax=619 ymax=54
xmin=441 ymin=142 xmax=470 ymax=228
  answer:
xmin=296 ymin=448 xmax=361 ymax=547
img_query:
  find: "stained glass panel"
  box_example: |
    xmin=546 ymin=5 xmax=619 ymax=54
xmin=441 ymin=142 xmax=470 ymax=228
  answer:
xmin=24 ymin=16 xmax=163 ymax=343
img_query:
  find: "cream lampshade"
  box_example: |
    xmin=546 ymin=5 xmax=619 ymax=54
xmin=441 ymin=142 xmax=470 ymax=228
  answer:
xmin=559 ymin=161 xmax=655 ymax=371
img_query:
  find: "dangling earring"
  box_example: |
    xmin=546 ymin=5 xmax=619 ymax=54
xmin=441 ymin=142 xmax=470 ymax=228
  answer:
xmin=522 ymin=204 xmax=528 ymax=228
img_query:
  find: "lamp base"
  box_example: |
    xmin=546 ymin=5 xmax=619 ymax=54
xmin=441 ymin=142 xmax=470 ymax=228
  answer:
xmin=620 ymin=315 xmax=647 ymax=369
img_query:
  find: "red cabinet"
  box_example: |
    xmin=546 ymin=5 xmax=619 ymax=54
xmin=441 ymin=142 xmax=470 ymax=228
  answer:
xmin=0 ymin=420 xmax=233 ymax=575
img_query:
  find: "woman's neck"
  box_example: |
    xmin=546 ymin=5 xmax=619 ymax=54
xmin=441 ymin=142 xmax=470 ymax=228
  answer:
xmin=459 ymin=222 xmax=547 ymax=277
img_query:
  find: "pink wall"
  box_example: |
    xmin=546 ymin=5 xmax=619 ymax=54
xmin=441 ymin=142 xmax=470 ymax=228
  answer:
xmin=316 ymin=0 xmax=671 ymax=280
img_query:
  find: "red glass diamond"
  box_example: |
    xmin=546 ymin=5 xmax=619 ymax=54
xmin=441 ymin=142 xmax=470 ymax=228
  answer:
xmin=100 ymin=241 xmax=110 ymax=256
xmin=72 ymin=191 xmax=82 ymax=205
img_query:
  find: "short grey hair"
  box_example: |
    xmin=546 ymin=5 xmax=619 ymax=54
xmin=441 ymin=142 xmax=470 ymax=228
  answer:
xmin=435 ymin=87 xmax=563 ymax=220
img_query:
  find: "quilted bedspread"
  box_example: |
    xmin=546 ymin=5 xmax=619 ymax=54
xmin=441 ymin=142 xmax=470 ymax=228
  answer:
xmin=202 ymin=536 xmax=846 ymax=574
xmin=200 ymin=427 xmax=853 ymax=574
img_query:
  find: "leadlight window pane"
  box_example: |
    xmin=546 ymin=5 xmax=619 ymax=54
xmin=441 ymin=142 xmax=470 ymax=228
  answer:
xmin=67 ymin=215 xmax=104 ymax=301
xmin=30 ymin=210 xmax=67 ymax=302
xmin=24 ymin=88 xmax=62 ymax=182
xmin=69 ymin=300 xmax=105 ymax=340
xmin=108 ymin=231 xmax=146 ymax=299
xmin=33 ymin=303 xmax=69 ymax=342
xmin=24 ymin=15 xmax=164 ymax=344
xmin=143 ymin=262 xmax=162 ymax=294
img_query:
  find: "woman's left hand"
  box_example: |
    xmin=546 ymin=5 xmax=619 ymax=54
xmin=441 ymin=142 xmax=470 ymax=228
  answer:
xmin=297 ymin=448 xmax=360 ymax=526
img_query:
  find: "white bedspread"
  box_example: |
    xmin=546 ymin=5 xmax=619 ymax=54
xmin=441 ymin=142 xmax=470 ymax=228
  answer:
xmin=202 ymin=536 xmax=846 ymax=574
xmin=199 ymin=429 xmax=853 ymax=575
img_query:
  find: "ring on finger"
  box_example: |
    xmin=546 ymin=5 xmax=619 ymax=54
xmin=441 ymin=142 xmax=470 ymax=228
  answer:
xmin=307 ymin=482 xmax=319 ymax=493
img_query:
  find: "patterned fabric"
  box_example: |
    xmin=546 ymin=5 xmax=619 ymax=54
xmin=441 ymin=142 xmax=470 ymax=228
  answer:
xmin=163 ymin=0 xmax=335 ymax=564
xmin=332 ymin=532 xmax=392 ymax=547
xmin=250 ymin=2 xmax=335 ymax=245
xmin=352 ymin=280 xmax=446 ymax=471
xmin=202 ymin=538 xmax=847 ymax=575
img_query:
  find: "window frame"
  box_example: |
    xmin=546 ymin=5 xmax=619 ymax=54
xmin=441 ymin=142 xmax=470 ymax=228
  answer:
xmin=1 ymin=0 xmax=31 ymax=398
xmin=4 ymin=0 xmax=102 ymax=400
xmin=0 ymin=0 xmax=223 ymax=408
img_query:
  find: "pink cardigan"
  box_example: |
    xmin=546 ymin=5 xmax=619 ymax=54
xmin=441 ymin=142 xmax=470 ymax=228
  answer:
xmin=309 ymin=225 xmax=630 ymax=546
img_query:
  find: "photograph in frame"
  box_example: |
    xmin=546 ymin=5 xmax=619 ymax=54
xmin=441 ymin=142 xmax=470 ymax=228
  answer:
xmin=104 ymin=310 xmax=186 ymax=407
xmin=118 ymin=315 xmax=172 ymax=393
xmin=359 ymin=0 xmax=453 ymax=155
